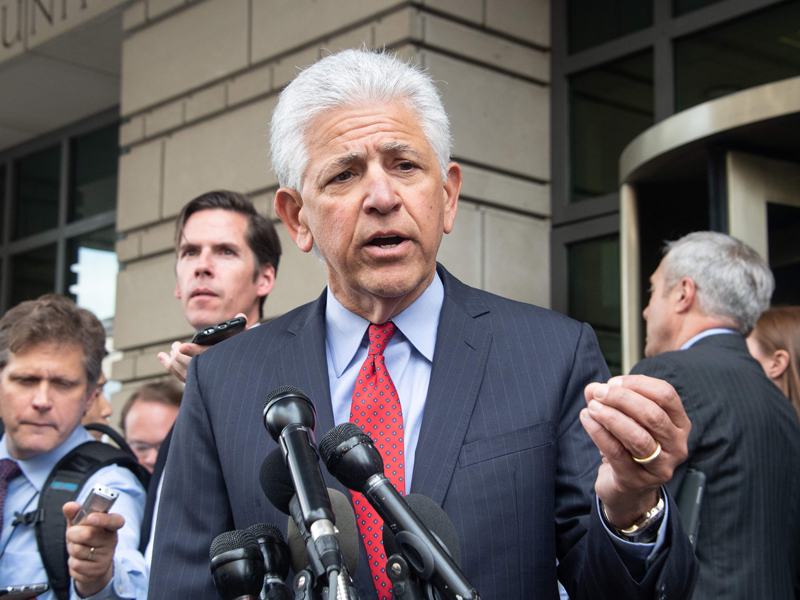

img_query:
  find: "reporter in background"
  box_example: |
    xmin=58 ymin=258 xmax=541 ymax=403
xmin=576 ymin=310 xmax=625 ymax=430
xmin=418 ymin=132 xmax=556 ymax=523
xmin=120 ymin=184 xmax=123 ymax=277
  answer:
xmin=157 ymin=190 xmax=281 ymax=383
xmin=82 ymin=372 xmax=113 ymax=441
xmin=747 ymin=305 xmax=800 ymax=421
xmin=139 ymin=190 xmax=282 ymax=560
xmin=0 ymin=294 xmax=147 ymax=599
xmin=120 ymin=381 xmax=182 ymax=473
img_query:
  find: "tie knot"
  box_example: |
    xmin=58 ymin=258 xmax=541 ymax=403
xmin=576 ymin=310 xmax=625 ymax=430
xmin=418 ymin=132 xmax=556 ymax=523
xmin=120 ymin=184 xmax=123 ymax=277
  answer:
xmin=367 ymin=322 xmax=396 ymax=356
xmin=0 ymin=458 xmax=20 ymax=484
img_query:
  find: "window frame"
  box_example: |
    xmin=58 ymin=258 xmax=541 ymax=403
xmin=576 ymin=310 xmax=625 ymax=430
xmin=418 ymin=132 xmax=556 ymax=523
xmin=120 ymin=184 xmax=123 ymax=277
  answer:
xmin=0 ymin=108 xmax=119 ymax=314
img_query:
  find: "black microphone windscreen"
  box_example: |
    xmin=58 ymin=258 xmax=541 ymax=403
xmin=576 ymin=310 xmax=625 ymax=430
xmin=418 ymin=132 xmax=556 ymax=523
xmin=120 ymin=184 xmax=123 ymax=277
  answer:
xmin=382 ymin=494 xmax=462 ymax=567
xmin=210 ymin=529 xmax=262 ymax=560
xmin=318 ymin=422 xmax=367 ymax=465
xmin=259 ymin=448 xmax=295 ymax=515
xmin=287 ymin=488 xmax=360 ymax=574
xmin=264 ymin=385 xmax=305 ymax=410
xmin=248 ymin=522 xmax=285 ymax=543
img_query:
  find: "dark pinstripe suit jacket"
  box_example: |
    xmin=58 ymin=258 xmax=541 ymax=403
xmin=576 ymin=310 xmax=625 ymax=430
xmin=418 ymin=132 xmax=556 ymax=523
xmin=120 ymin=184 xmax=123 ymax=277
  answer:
xmin=148 ymin=265 xmax=697 ymax=599
xmin=631 ymin=333 xmax=800 ymax=600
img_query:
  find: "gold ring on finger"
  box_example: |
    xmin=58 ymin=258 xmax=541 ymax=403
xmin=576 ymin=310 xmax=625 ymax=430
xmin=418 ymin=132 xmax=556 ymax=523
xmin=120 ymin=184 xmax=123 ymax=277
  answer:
xmin=88 ymin=547 xmax=95 ymax=561
xmin=632 ymin=441 xmax=661 ymax=465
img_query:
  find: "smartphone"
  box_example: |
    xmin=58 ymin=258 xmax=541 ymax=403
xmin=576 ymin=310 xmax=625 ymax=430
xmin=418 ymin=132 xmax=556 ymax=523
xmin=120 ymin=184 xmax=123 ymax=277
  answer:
xmin=190 ymin=316 xmax=247 ymax=346
xmin=0 ymin=583 xmax=50 ymax=599
xmin=73 ymin=485 xmax=118 ymax=526
xmin=675 ymin=468 xmax=706 ymax=549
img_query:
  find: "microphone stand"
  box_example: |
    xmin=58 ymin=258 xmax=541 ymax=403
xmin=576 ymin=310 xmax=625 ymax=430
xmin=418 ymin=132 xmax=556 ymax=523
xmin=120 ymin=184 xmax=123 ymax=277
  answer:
xmin=386 ymin=554 xmax=425 ymax=600
xmin=292 ymin=567 xmax=360 ymax=600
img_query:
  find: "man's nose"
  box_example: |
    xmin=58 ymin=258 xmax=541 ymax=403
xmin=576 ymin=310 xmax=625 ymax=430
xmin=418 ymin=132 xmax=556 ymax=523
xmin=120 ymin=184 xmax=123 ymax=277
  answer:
xmin=31 ymin=381 xmax=53 ymax=409
xmin=363 ymin=167 xmax=400 ymax=214
xmin=642 ymin=305 xmax=649 ymax=320
xmin=194 ymin=249 xmax=214 ymax=276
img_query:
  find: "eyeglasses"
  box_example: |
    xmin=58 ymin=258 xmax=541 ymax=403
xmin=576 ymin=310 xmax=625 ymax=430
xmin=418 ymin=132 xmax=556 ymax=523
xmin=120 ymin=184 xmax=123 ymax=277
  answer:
xmin=128 ymin=440 xmax=162 ymax=455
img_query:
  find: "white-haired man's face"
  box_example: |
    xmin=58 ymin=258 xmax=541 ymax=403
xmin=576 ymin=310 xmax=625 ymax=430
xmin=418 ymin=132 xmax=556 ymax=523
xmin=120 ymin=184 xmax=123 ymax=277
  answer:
xmin=275 ymin=102 xmax=461 ymax=320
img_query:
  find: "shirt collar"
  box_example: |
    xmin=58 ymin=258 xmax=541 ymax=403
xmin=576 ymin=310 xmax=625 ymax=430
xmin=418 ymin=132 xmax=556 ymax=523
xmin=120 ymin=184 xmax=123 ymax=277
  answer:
xmin=325 ymin=272 xmax=444 ymax=378
xmin=0 ymin=425 xmax=94 ymax=492
xmin=680 ymin=327 xmax=739 ymax=350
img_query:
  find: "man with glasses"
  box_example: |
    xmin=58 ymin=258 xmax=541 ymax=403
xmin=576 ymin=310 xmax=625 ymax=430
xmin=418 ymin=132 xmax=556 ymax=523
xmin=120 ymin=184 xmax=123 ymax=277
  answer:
xmin=120 ymin=382 xmax=182 ymax=474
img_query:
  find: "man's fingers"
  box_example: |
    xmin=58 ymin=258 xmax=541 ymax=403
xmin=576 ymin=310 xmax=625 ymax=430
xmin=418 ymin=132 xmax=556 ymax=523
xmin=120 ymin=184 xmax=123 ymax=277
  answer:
xmin=589 ymin=384 xmax=677 ymax=447
xmin=62 ymin=501 xmax=80 ymax=525
xmin=586 ymin=400 xmax=661 ymax=463
xmin=580 ymin=408 xmax=627 ymax=461
xmin=178 ymin=342 xmax=209 ymax=358
xmin=609 ymin=375 xmax=691 ymax=429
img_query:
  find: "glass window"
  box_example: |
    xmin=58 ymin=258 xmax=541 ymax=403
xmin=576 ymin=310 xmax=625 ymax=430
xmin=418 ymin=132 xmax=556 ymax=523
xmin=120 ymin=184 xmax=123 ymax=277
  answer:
xmin=14 ymin=145 xmax=60 ymax=240
xmin=568 ymin=235 xmax=622 ymax=375
xmin=66 ymin=227 xmax=118 ymax=327
xmin=570 ymin=51 xmax=654 ymax=202
xmin=69 ymin=124 xmax=118 ymax=222
xmin=568 ymin=0 xmax=652 ymax=54
xmin=767 ymin=202 xmax=800 ymax=307
xmin=10 ymin=244 xmax=57 ymax=307
xmin=675 ymin=2 xmax=800 ymax=112
xmin=673 ymin=0 xmax=725 ymax=16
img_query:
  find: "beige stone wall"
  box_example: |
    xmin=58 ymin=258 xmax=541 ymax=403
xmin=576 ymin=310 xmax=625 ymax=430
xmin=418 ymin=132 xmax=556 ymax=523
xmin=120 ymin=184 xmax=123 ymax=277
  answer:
xmin=111 ymin=0 xmax=551 ymax=411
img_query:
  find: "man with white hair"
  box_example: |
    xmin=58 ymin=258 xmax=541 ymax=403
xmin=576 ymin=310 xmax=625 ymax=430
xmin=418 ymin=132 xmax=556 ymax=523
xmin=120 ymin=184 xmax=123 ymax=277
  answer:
xmin=149 ymin=49 xmax=698 ymax=599
xmin=634 ymin=231 xmax=800 ymax=600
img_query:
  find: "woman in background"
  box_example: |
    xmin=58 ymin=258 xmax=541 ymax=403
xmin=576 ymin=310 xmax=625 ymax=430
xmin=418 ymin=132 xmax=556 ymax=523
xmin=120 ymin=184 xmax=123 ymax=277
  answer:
xmin=747 ymin=306 xmax=800 ymax=421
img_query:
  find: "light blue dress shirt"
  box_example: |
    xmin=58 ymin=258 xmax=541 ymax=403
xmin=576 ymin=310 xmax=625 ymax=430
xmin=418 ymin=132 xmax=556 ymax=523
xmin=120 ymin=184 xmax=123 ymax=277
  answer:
xmin=323 ymin=272 xmax=665 ymax=577
xmin=326 ymin=273 xmax=442 ymax=495
xmin=680 ymin=328 xmax=738 ymax=350
xmin=0 ymin=426 xmax=148 ymax=599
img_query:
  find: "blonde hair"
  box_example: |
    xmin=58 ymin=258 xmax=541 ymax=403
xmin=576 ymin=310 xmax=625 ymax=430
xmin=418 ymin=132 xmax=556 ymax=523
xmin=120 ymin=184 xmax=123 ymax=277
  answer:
xmin=750 ymin=306 xmax=800 ymax=421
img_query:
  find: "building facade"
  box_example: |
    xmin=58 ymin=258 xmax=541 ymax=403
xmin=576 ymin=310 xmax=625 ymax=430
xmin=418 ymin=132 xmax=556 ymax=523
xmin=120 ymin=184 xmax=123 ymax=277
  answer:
xmin=0 ymin=0 xmax=798 ymax=414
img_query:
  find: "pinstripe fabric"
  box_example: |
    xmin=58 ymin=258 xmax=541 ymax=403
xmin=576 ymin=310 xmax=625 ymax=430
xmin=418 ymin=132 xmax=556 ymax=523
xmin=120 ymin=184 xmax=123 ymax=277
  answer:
xmin=631 ymin=334 xmax=800 ymax=600
xmin=148 ymin=265 xmax=697 ymax=600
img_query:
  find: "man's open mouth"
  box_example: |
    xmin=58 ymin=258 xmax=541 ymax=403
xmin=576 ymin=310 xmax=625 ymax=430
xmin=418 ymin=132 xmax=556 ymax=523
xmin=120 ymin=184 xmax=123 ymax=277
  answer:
xmin=368 ymin=235 xmax=406 ymax=249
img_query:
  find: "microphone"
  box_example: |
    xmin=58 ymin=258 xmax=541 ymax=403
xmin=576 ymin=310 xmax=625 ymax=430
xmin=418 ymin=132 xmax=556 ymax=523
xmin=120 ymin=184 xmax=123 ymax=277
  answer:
xmin=383 ymin=494 xmax=462 ymax=565
xmin=262 ymin=386 xmax=341 ymax=576
xmin=210 ymin=529 xmax=266 ymax=600
xmin=247 ymin=523 xmax=292 ymax=600
xmin=260 ymin=448 xmax=360 ymax=599
xmin=287 ymin=488 xmax=360 ymax=575
xmin=319 ymin=423 xmax=480 ymax=600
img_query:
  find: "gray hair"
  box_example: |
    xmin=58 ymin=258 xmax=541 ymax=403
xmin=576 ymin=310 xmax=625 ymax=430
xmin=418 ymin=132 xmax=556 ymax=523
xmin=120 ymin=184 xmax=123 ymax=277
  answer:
xmin=270 ymin=48 xmax=451 ymax=191
xmin=661 ymin=231 xmax=774 ymax=335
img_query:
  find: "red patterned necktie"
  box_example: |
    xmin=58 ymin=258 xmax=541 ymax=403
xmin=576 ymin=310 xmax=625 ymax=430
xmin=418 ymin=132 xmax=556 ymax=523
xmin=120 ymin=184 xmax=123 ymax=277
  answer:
xmin=0 ymin=458 xmax=21 ymax=533
xmin=349 ymin=322 xmax=404 ymax=600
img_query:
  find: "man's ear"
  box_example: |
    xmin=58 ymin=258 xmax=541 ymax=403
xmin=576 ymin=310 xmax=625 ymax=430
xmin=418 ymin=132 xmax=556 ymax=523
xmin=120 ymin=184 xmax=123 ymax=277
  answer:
xmin=274 ymin=188 xmax=314 ymax=253
xmin=255 ymin=263 xmax=276 ymax=298
xmin=442 ymin=162 xmax=462 ymax=235
xmin=174 ymin=280 xmax=182 ymax=300
xmin=674 ymin=277 xmax=696 ymax=314
xmin=769 ymin=349 xmax=791 ymax=380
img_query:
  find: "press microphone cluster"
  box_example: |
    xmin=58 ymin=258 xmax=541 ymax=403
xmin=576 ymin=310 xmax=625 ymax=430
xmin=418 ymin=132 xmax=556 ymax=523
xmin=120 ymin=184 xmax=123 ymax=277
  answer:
xmin=209 ymin=525 xmax=293 ymax=600
xmin=209 ymin=530 xmax=265 ymax=600
xmin=319 ymin=423 xmax=480 ymax=600
xmin=261 ymin=386 xmax=356 ymax=599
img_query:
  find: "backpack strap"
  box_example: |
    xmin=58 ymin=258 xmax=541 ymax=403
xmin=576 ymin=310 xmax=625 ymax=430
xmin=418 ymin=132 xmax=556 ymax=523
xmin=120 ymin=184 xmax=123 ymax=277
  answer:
xmin=33 ymin=441 xmax=149 ymax=600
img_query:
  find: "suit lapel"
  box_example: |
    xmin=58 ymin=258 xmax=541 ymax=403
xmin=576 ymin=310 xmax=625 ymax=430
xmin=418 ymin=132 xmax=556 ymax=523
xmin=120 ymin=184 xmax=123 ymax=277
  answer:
xmin=278 ymin=290 xmax=334 ymax=435
xmin=410 ymin=267 xmax=492 ymax=506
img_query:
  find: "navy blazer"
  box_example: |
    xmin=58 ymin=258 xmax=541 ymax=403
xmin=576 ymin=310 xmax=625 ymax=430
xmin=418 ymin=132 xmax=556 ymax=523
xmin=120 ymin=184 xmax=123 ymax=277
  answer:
xmin=148 ymin=265 xmax=697 ymax=599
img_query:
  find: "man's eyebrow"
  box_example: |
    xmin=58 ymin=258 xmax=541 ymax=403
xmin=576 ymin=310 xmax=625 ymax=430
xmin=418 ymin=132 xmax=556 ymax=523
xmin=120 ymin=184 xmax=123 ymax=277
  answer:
xmin=178 ymin=241 xmax=199 ymax=253
xmin=379 ymin=141 xmax=423 ymax=159
xmin=315 ymin=151 xmax=364 ymax=186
